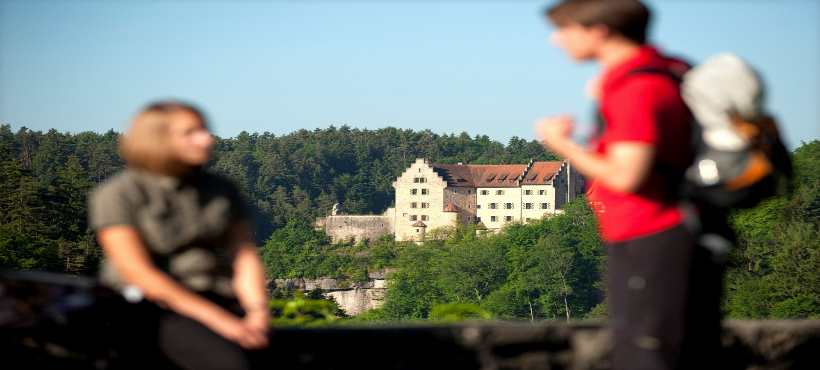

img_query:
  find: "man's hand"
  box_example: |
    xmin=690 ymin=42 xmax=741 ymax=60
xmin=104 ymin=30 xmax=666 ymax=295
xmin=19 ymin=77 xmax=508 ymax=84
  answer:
xmin=534 ymin=115 xmax=574 ymax=153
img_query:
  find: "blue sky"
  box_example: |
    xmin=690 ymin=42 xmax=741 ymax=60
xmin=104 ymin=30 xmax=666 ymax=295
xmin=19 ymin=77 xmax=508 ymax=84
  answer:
xmin=1 ymin=0 xmax=818 ymax=148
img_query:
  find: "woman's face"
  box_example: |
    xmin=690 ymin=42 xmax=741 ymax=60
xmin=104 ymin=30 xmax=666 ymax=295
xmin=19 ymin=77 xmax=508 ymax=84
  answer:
xmin=166 ymin=110 xmax=214 ymax=167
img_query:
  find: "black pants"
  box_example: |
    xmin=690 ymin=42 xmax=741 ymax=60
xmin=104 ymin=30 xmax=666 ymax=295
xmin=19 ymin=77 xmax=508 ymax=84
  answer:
xmin=109 ymin=295 xmax=265 ymax=370
xmin=157 ymin=311 xmax=264 ymax=370
xmin=607 ymin=224 xmax=725 ymax=370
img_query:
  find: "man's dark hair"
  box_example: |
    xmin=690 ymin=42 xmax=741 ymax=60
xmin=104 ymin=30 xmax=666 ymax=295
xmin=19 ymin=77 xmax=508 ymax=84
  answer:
xmin=545 ymin=0 xmax=651 ymax=44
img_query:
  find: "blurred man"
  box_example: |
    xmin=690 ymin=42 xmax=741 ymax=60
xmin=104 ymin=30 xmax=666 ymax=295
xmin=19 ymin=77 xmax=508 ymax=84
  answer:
xmin=535 ymin=1 xmax=723 ymax=369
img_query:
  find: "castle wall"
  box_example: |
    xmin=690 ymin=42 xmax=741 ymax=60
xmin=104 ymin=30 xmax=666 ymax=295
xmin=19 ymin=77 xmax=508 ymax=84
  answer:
xmin=393 ymin=159 xmax=452 ymax=242
xmin=324 ymin=215 xmax=392 ymax=244
xmin=476 ymin=187 xmax=523 ymax=231
xmin=520 ymin=184 xmax=558 ymax=222
xmin=443 ymin=187 xmax=477 ymax=224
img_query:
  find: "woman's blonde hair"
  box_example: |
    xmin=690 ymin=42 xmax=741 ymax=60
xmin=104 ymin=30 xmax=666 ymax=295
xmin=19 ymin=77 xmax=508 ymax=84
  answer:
xmin=119 ymin=101 xmax=209 ymax=176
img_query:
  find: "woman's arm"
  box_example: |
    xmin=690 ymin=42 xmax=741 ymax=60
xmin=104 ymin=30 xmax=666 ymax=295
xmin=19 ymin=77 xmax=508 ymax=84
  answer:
xmin=230 ymin=222 xmax=270 ymax=332
xmin=98 ymin=226 xmax=268 ymax=349
xmin=535 ymin=115 xmax=655 ymax=193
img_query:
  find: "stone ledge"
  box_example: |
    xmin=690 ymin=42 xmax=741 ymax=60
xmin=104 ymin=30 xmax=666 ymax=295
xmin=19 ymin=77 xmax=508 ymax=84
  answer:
xmin=2 ymin=271 xmax=819 ymax=369
xmin=264 ymin=321 xmax=820 ymax=370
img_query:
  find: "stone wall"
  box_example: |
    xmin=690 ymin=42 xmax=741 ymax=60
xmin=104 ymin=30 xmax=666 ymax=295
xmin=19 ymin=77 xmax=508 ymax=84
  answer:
xmin=270 ymin=270 xmax=392 ymax=316
xmin=3 ymin=271 xmax=819 ymax=370
xmin=322 ymin=215 xmax=392 ymax=244
xmin=264 ymin=320 xmax=820 ymax=370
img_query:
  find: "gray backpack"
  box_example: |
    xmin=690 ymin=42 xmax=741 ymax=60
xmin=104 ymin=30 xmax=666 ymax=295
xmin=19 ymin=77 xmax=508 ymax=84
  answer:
xmin=681 ymin=53 xmax=792 ymax=208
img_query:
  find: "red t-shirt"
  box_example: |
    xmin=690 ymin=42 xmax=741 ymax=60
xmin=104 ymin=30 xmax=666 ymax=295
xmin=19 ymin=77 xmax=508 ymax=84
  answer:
xmin=586 ymin=46 xmax=693 ymax=243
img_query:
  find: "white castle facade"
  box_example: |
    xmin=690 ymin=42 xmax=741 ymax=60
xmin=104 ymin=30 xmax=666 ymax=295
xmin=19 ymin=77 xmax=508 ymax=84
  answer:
xmin=317 ymin=158 xmax=584 ymax=243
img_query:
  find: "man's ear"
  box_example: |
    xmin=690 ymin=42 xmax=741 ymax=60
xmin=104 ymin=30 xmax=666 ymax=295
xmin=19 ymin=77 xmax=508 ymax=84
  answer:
xmin=589 ymin=24 xmax=612 ymax=41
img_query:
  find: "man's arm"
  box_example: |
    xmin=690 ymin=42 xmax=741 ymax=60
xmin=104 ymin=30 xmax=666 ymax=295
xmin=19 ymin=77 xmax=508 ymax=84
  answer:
xmin=535 ymin=115 xmax=655 ymax=193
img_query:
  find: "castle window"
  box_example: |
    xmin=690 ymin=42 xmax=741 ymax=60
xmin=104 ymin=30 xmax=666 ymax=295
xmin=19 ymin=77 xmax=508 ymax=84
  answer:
xmin=490 ymin=216 xmax=497 ymax=222
xmin=476 ymin=204 xmax=481 ymax=209
xmin=524 ymin=203 xmax=533 ymax=209
xmin=539 ymin=189 xmax=546 ymax=195
xmin=505 ymin=216 xmax=513 ymax=222
xmin=540 ymin=203 xmax=550 ymax=209
xmin=411 ymin=189 xmax=418 ymax=195
xmin=504 ymin=203 xmax=514 ymax=209
xmin=421 ymin=189 xmax=428 ymax=195
xmin=414 ymin=177 xmax=427 ymax=183
xmin=421 ymin=215 xmax=429 ymax=221
xmin=421 ymin=202 xmax=429 ymax=209
xmin=411 ymin=202 xmax=418 ymax=208
xmin=524 ymin=190 xmax=533 ymax=195
xmin=410 ymin=215 xmax=418 ymax=221
xmin=489 ymin=203 xmax=497 ymax=209
xmin=480 ymin=190 xmax=489 ymax=195
xmin=496 ymin=190 xmax=504 ymax=195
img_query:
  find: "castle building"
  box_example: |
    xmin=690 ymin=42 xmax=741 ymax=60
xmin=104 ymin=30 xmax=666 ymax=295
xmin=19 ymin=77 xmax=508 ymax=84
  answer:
xmin=319 ymin=158 xmax=584 ymax=243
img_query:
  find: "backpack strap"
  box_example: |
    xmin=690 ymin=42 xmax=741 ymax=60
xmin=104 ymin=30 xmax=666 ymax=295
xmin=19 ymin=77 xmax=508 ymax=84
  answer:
xmin=592 ymin=66 xmax=690 ymax=202
xmin=627 ymin=66 xmax=684 ymax=84
xmin=593 ymin=66 xmax=685 ymax=137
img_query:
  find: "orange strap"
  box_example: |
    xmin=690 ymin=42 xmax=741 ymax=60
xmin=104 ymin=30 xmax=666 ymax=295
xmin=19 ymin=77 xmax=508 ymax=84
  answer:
xmin=726 ymin=151 xmax=772 ymax=190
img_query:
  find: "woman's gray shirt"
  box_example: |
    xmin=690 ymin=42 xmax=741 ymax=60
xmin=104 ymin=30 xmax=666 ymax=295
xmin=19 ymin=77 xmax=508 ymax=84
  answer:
xmin=88 ymin=168 xmax=253 ymax=298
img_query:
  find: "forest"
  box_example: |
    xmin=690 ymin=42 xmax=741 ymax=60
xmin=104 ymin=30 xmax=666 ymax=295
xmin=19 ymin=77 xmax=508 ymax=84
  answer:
xmin=0 ymin=123 xmax=817 ymax=321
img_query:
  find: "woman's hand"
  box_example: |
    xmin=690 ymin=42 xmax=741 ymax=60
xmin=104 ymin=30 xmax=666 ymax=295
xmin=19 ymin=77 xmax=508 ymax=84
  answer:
xmin=202 ymin=309 xmax=269 ymax=349
xmin=243 ymin=309 xmax=271 ymax=336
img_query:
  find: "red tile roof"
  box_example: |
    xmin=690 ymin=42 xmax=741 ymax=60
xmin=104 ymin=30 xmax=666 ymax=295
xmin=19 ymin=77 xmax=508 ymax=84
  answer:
xmin=521 ymin=162 xmax=563 ymax=185
xmin=431 ymin=161 xmax=562 ymax=188
xmin=432 ymin=163 xmax=527 ymax=188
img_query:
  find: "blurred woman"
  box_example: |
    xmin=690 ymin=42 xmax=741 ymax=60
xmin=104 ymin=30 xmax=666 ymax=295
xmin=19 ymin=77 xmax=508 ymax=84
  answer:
xmin=89 ymin=101 xmax=269 ymax=369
